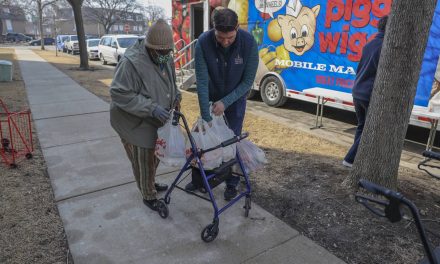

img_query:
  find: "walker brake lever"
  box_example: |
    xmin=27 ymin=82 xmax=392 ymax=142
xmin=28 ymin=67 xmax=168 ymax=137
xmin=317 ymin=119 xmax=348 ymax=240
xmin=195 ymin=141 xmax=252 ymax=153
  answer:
xmin=355 ymin=193 xmax=388 ymax=217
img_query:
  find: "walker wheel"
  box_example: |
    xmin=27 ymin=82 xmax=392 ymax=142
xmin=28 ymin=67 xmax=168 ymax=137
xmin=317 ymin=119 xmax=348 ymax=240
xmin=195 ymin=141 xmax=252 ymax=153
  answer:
xmin=201 ymin=221 xmax=219 ymax=242
xmin=157 ymin=199 xmax=169 ymax=219
xmin=25 ymin=153 xmax=33 ymax=159
xmin=244 ymin=196 xmax=252 ymax=217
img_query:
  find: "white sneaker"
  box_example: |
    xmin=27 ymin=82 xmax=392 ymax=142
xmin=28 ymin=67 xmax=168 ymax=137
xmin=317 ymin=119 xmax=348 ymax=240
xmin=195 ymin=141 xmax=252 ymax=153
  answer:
xmin=342 ymin=160 xmax=353 ymax=168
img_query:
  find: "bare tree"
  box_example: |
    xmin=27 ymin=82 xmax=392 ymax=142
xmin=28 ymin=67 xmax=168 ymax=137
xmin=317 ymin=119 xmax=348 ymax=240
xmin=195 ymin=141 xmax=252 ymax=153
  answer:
xmin=143 ymin=4 xmax=165 ymax=25
xmin=342 ymin=0 xmax=437 ymax=190
xmin=66 ymin=0 xmax=89 ymax=69
xmin=20 ymin=0 xmax=58 ymax=50
xmin=83 ymin=0 xmax=140 ymax=34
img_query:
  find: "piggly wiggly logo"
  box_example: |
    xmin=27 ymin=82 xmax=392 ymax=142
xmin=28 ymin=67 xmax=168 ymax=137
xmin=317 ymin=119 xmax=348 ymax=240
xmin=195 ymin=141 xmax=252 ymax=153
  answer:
xmin=277 ymin=0 xmax=320 ymax=56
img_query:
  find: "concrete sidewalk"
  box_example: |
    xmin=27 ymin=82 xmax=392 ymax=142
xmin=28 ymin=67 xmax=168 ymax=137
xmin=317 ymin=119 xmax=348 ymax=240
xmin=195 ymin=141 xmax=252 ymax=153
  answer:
xmin=15 ymin=48 xmax=345 ymax=264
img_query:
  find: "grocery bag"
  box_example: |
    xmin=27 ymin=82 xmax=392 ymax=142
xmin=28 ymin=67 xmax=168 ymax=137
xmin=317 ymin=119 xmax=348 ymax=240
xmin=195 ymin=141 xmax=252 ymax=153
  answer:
xmin=155 ymin=114 xmax=187 ymax=167
xmin=429 ymin=91 xmax=440 ymax=112
xmin=187 ymin=118 xmax=223 ymax=170
xmin=237 ymin=139 xmax=267 ymax=173
xmin=211 ymin=114 xmax=236 ymax=162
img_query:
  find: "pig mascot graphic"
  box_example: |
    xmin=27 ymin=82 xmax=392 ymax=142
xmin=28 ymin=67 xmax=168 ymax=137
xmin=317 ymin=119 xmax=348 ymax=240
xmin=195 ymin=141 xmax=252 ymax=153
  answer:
xmin=255 ymin=0 xmax=321 ymax=80
xmin=277 ymin=0 xmax=320 ymax=56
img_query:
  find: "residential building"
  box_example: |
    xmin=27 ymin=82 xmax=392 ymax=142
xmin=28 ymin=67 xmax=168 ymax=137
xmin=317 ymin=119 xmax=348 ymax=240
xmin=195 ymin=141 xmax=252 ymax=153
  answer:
xmin=0 ymin=5 xmax=26 ymax=35
xmin=54 ymin=7 xmax=146 ymax=37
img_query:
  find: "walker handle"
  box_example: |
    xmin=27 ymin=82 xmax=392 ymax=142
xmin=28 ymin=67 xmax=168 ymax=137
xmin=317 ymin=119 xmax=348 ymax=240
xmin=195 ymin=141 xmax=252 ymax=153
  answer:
xmin=357 ymin=179 xmax=403 ymax=223
xmin=200 ymin=132 xmax=249 ymax=156
xmin=422 ymin=150 xmax=440 ymax=161
xmin=358 ymin=179 xmax=403 ymax=201
xmin=221 ymin=132 xmax=249 ymax=147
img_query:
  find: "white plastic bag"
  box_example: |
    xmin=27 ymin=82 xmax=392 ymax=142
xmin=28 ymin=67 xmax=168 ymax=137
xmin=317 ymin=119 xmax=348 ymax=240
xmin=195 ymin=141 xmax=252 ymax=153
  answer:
xmin=429 ymin=90 xmax=440 ymax=112
xmin=237 ymin=139 xmax=267 ymax=173
xmin=187 ymin=118 xmax=223 ymax=170
xmin=211 ymin=114 xmax=236 ymax=162
xmin=155 ymin=116 xmax=187 ymax=167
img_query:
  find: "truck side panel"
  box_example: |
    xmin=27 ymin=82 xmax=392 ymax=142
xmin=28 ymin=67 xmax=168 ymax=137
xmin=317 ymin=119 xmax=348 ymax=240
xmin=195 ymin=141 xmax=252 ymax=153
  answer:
xmin=226 ymin=0 xmax=439 ymax=107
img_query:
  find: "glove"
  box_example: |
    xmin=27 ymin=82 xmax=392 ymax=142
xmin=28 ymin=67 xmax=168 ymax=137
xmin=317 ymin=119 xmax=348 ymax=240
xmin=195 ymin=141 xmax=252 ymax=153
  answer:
xmin=152 ymin=105 xmax=170 ymax=123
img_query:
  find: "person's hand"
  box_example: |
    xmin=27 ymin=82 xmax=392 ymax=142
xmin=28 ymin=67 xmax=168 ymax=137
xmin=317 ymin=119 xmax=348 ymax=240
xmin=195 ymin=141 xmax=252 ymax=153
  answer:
xmin=194 ymin=121 xmax=212 ymax=132
xmin=212 ymin=101 xmax=225 ymax=116
xmin=152 ymin=105 xmax=170 ymax=123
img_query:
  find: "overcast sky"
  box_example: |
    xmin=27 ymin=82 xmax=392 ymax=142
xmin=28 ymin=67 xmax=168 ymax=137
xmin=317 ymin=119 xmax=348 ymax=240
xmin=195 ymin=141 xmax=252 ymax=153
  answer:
xmin=141 ymin=0 xmax=172 ymax=19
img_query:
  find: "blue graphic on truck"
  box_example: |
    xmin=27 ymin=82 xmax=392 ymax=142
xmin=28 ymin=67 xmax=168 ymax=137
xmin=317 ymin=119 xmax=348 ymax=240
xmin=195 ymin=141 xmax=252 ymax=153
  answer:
xmin=244 ymin=0 xmax=439 ymax=107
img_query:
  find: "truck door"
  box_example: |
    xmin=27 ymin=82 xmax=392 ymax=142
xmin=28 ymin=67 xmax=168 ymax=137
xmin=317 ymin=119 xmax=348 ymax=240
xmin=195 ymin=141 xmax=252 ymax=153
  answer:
xmin=191 ymin=3 xmax=204 ymax=40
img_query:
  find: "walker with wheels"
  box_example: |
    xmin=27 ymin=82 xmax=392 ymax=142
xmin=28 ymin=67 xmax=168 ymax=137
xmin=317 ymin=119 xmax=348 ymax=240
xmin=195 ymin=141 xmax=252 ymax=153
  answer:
xmin=154 ymin=110 xmax=252 ymax=243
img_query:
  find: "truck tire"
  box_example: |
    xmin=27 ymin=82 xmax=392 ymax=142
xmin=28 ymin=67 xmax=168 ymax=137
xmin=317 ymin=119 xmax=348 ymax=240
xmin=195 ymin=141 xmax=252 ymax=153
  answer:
xmin=260 ymin=76 xmax=287 ymax=107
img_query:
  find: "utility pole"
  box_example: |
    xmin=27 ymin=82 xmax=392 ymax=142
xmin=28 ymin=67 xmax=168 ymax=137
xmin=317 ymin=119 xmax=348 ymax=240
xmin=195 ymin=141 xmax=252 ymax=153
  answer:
xmin=53 ymin=12 xmax=57 ymax=56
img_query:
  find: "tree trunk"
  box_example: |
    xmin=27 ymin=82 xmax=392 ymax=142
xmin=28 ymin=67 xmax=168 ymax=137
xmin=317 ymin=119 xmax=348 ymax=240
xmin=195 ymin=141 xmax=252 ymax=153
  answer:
xmin=38 ymin=0 xmax=45 ymax=50
xmin=343 ymin=0 xmax=438 ymax=190
xmin=68 ymin=0 xmax=89 ymax=70
xmin=0 ymin=19 xmax=3 ymax=40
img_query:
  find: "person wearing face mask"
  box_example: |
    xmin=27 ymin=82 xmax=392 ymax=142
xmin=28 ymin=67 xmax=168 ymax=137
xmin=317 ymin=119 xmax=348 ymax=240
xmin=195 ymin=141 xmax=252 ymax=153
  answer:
xmin=185 ymin=8 xmax=258 ymax=201
xmin=109 ymin=19 xmax=181 ymax=211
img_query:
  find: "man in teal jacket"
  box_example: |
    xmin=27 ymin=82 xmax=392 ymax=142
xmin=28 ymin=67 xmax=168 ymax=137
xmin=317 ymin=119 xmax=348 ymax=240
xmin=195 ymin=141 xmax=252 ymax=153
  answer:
xmin=190 ymin=8 xmax=258 ymax=201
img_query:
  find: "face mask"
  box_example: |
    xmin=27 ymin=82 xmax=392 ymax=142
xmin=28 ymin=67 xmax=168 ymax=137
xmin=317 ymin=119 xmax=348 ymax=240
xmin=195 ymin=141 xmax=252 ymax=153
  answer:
xmin=153 ymin=50 xmax=172 ymax=64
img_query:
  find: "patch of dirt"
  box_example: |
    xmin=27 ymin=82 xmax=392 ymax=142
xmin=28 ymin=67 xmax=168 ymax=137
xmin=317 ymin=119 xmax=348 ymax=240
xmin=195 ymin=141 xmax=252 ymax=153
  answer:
xmin=0 ymin=48 xmax=69 ymax=263
xmin=36 ymin=49 xmax=440 ymax=264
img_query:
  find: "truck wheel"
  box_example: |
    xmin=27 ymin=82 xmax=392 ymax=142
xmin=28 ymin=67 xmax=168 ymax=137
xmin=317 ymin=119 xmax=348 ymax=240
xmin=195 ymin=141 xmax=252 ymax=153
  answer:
xmin=260 ymin=76 xmax=287 ymax=107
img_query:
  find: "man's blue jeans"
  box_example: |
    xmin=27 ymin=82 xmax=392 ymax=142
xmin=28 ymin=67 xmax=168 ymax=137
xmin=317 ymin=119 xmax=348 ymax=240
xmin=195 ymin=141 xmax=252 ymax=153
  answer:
xmin=344 ymin=99 xmax=369 ymax=164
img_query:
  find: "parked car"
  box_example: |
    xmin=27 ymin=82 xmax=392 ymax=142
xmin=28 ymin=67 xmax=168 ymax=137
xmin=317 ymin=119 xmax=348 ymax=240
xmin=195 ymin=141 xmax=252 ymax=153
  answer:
xmin=86 ymin=39 xmax=100 ymax=60
xmin=6 ymin=32 xmax=31 ymax=42
xmin=64 ymin=35 xmax=79 ymax=54
xmin=98 ymin=35 xmax=139 ymax=65
xmin=56 ymin=35 xmax=70 ymax=52
xmin=29 ymin=38 xmax=55 ymax=46
xmin=86 ymin=34 xmax=99 ymax=40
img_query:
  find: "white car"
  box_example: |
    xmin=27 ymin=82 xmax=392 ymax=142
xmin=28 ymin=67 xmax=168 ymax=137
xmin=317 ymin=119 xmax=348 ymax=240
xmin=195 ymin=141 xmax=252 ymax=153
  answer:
xmin=86 ymin=39 xmax=100 ymax=60
xmin=98 ymin=35 xmax=139 ymax=65
xmin=64 ymin=35 xmax=79 ymax=54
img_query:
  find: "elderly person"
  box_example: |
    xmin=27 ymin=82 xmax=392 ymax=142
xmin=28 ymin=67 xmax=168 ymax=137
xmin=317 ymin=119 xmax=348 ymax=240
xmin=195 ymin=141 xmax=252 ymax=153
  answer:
xmin=110 ymin=19 xmax=181 ymax=211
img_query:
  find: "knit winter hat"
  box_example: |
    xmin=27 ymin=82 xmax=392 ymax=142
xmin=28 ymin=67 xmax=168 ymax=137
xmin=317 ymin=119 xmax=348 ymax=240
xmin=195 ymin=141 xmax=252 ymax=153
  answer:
xmin=145 ymin=19 xmax=174 ymax=50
